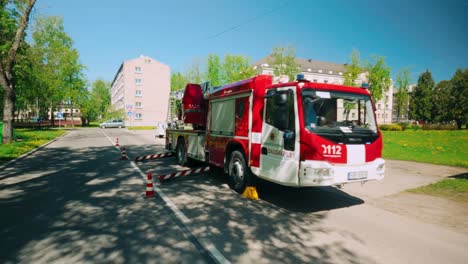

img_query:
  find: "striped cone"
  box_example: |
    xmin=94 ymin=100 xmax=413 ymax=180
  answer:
xmin=115 ymin=138 xmax=120 ymax=147
xmin=158 ymin=166 xmax=210 ymax=182
xmin=134 ymin=152 xmax=173 ymax=162
xmin=120 ymin=146 xmax=128 ymax=160
xmin=144 ymin=172 xmax=155 ymax=198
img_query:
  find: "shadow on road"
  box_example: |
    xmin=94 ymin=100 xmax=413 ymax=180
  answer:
xmin=0 ymin=129 xmax=372 ymax=264
xmin=155 ymin=162 xmax=369 ymax=263
xmin=0 ymin=142 xmax=206 ymax=263
xmin=256 ymin=179 xmax=364 ymax=213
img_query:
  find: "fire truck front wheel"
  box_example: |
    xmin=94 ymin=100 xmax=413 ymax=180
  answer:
xmin=175 ymin=138 xmax=187 ymax=166
xmin=228 ymin=150 xmax=250 ymax=193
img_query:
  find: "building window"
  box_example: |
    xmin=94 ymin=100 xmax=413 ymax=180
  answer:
xmin=135 ymin=66 xmax=141 ymax=73
xmin=135 ymin=113 xmax=142 ymax=119
xmin=328 ymin=70 xmax=333 ymax=74
xmin=135 ymin=78 xmax=142 ymax=85
xmin=313 ymin=79 xmax=317 ymax=82
xmin=75 ymin=110 xmax=79 ymax=113
xmin=135 ymin=102 xmax=142 ymax=108
xmin=136 ymin=90 xmax=142 ymax=96
xmin=324 ymin=80 xmax=329 ymax=83
xmin=378 ymin=104 xmax=381 ymax=109
xmin=352 ymin=113 xmax=356 ymax=118
xmin=318 ymin=69 xmax=323 ymax=73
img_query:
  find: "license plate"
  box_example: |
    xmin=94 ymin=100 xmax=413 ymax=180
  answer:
xmin=348 ymin=171 xmax=368 ymax=180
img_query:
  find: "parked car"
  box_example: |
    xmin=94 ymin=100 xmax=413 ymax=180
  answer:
xmin=99 ymin=119 xmax=125 ymax=128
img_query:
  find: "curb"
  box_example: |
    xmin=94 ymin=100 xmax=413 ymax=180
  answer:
xmin=0 ymin=130 xmax=70 ymax=171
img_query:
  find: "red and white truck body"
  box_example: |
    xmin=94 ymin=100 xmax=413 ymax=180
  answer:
xmin=166 ymin=74 xmax=384 ymax=191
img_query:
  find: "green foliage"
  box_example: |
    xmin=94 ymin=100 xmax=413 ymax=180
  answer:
xmin=397 ymin=122 xmax=409 ymax=130
xmin=343 ymin=50 xmax=392 ymax=102
xmin=431 ymin=80 xmax=452 ymax=123
xmin=449 ymin=68 xmax=468 ymax=129
xmin=0 ymin=0 xmax=18 ymax=55
xmin=171 ymin=54 xmax=256 ymax=91
xmin=379 ymin=124 xmax=403 ymax=131
xmin=409 ymin=70 xmax=435 ymax=122
xmin=267 ymin=45 xmax=300 ymax=82
xmin=422 ymin=123 xmax=458 ymax=130
xmin=366 ymin=55 xmax=391 ymax=101
xmin=170 ymin=72 xmax=188 ymax=91
xmin=382 ymin=130 xmax=468 ymax=167
xmin=185 ymin=58 xmax=203 ymax=84
xmin=408 ymin=178 xmax=468 ymax=203
xmin=394 ymin=67 xmax=411 ymax=122
xmin=28 ymin=15 xmax=86 ymax=122
xmin=205 ymin=54 xmax=222 ymax=86
xmin=221 ymin=54 xmax=256 ymax=83
xmin=343 ymin=49 xmax=362 ymax=87
xmin=103 ymin=107 xmax=124 ymax=121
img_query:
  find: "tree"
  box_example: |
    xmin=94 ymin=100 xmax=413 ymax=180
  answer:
xmin=409 ymin=70 xmax=435 ymax=123
xmin=185 ymin=59 xmax=203 ymax=84
xmin=205 ymin=53 xmax=222 ymax=86
xmin=366 ymin=55 xmax=391 ymax=102
xmin=449 ymin=68 xmax=468 ymax=129
xmin=0 ymin=0 xmax=36 ymax=143
xmin=90 ymin=79 xmax=111 ymax=119
xmin=31 ymin=16 xmax=84 ymax=125
xmin=267 ymin=45 xmax=300 ymax=82
xmin=170 ymin=72 xmax=188 ymax=91
xmin=343 ymin=49 xmax=362 ymax=87
xmin=394 ymin=67 xmax=411 ymax=122
xmin=221 ymin=54 xmax=256 ymax=84
xmin=431 ymin=80 xmax=452 ymax=123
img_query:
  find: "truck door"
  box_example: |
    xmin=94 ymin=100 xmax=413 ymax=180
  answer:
xmin=259 ymin=87 xmax=300 ymax=186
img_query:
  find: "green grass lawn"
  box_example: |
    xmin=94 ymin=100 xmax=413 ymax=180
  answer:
xmin=382 ymin=130 xmax=468 ymax=167
xmin=0 ymin=128 xmax=66 ymax=164
xmin=408 ymin=177 xmax=468 ymax=203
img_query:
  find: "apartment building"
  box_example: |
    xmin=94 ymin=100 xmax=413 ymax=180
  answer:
xmin=111 ymin=55 xmax=170 ymax=126
xmin=253 ymin=57 xmax=393 ymax=124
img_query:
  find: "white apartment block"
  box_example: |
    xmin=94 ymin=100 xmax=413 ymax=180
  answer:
xmin=253 ymin=57 xmax=393 ymax=124
xmin=111 ymin=55 xmax=170 ymax=126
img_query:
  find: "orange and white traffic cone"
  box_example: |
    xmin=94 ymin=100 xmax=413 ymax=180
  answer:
xmin=144 ymin=172 xmax=155 ymax=198
xmin=120 ymin=146 xmax=128 ymax=160
xmin=115 ymin=138 xmax=120 ymax=147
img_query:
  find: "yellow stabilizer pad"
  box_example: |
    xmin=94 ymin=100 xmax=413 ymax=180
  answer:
xmin=242 ymin=186 xmax=259 ymax=200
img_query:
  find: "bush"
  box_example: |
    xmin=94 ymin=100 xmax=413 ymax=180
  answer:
xmin=379 ymin=124 xmax=403 ymax=131
xmin=398 ymin=122 xmax=409 ymax=131
xmin=422 ymin=123 xmax=458 ymax=130
xmin=409 ymin=124 xmax=422 ymax=131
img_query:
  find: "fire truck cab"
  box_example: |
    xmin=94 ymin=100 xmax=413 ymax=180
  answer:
xmin=166 ymin=74 xmax=385 ymax=193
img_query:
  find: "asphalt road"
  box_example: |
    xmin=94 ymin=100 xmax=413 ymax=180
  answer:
xmin=1 ymin=128 xmax=467 ymax=264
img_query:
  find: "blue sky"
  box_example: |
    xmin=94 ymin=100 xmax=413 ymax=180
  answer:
xmin=36 ymin=0 xmax=467 ymax=84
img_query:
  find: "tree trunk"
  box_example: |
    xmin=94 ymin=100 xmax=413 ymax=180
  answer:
xmin=2 ymin=87 xmax=15 ymax=143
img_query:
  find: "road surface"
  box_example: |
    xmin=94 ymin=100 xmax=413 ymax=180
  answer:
xmin=1 ymin=128 xmax=467 ymax=264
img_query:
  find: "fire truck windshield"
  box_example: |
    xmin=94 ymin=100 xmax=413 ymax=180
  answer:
xmin=302 ymin=89 xmax=378 ymax=144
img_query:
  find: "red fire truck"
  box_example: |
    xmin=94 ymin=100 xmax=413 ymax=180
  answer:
xmin=166 ymin=74 xmax=385 ymax=193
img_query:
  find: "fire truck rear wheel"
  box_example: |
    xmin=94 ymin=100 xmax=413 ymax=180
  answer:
xmin=176 ymin=138 xmax=187 ymax=166
xmin=228 ymin=150 xmax=249 ymax=193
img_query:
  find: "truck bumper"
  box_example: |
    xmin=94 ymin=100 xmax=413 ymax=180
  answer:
xmin=299 ymin=158 xmax=385 ymax=187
